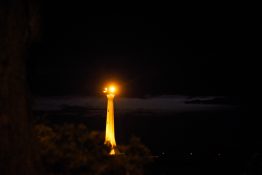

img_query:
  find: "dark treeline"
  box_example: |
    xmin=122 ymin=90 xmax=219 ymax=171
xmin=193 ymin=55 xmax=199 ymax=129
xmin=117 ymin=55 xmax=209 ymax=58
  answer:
xmin=0 ymin=0 xmax=41 ymax=174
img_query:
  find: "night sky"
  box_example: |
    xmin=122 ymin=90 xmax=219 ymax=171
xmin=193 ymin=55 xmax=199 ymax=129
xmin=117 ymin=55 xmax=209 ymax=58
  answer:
xmin=28 ymin=2 xmax=244 ymax=97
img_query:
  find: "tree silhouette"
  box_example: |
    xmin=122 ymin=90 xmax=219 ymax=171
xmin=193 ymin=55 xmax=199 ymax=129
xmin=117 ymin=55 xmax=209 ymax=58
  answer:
xmin=34 ymin=123 xmax=153 ymax=175
xmin=0 ymin=0 xmax=41 ymax=174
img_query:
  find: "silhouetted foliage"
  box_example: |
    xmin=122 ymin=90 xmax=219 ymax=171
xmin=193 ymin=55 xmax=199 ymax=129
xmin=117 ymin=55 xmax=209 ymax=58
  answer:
xmin=244 ymin=152 xmax=262 ymax=175
xmin=0 ymin=0 xmax=41 ymax=174
xmin=34 ymin=123 xmax=153 ymax=175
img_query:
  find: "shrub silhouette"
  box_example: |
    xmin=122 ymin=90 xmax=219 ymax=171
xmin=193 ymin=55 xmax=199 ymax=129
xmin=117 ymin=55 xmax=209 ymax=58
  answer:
xmin=34 ymin=123 xmax=152 ymax=175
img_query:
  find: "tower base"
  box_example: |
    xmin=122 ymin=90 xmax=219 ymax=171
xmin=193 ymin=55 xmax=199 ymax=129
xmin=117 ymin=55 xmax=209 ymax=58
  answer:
xmin=109 ymin=146 xmax=121 ymax=155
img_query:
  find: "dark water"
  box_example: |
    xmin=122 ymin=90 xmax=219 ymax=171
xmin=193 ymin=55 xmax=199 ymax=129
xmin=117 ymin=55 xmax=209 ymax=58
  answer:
xmin=37 ymin=108 xmax=243 ymax=174
xmin=116 ymin=110 xmax=242 ymax=175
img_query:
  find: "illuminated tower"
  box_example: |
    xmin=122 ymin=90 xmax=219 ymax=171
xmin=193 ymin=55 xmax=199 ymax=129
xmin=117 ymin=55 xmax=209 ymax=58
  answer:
xmin=103 ymin=85 xmax=120 ymax=155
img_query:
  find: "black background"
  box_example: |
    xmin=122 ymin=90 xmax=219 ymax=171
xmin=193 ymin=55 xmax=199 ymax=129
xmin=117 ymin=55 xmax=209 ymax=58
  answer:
xmin=27 ymin=2 xmax=250 ymax=98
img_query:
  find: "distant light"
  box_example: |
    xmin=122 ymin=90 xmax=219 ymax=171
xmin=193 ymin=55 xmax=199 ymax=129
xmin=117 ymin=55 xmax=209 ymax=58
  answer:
xmin=103 ymin=88 xmax=108 ymax=93
xmin=189 ymin=152 xmax=193 ymax=156
xmin=109 ymin=86 xmax=116 ymax=93
xmin=103 ymin=85 xmax=117 ymax=94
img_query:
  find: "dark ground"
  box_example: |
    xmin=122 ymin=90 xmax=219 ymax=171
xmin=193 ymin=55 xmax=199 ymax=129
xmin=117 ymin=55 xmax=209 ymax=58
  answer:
xmin=35 ymin=106 xmax=244 ymax=175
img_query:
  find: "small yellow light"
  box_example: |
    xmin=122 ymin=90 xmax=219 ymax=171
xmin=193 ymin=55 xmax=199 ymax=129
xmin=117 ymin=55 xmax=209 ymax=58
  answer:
xmin=103 ymin=84 xmax=118 ymax=95
xmin=109 ymin=86 xmax=116 ymax=93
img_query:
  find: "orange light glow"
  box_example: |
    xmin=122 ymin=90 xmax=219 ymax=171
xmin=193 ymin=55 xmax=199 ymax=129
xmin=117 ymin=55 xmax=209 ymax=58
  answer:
xmin=109 ymin=86 xmax=116 ymax=93
xmin=103 ymin=84 xmax=120 ymax=155
xmin=103 ymin=85 xmax=117 ymax=94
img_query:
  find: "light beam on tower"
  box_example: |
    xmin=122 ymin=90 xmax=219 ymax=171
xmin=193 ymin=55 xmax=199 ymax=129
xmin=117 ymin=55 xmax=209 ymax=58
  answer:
xmin=103 ymin=84 xmax=120 ymax=155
